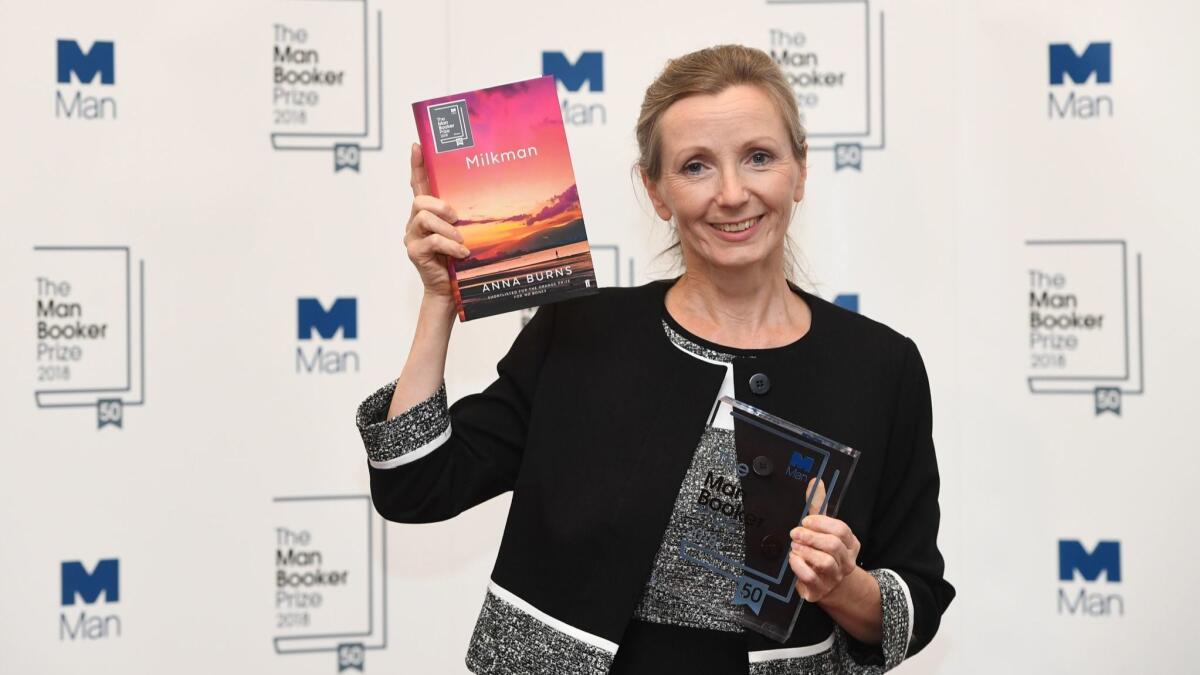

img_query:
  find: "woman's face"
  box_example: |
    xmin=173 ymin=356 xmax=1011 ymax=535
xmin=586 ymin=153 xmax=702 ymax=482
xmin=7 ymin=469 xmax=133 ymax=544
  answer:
xmin=643 ymin=84 xmax=806 ymax=275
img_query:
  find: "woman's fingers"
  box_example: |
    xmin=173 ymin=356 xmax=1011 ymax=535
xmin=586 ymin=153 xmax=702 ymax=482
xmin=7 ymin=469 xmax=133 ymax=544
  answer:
xmin=796 ymin=545 xmax=839 ymax=577
xmin=410 ymin=195 xmax=458 ymax=226
xmin=408 ymin=233 xmax=470 ymax=261
xmin=788 ymin=550 xmax=831 ymax=602
xmin=790 ymin=528 xmax=844 ymax=558
xmin=797 ymin=515 xmax=858 ymax=553
xmin=408 ymin=209 xmax=464 ymax=245
xmin=789 ymin=550 xmax=819 ymax=586
xmin=410 ymin=143 xmax=430 ymax=197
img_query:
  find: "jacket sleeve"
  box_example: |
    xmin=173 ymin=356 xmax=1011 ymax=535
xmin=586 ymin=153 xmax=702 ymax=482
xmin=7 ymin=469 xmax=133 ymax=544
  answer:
xmin=355 ymin=303 xmax=557 ymax=524
xmin=844 ymin=337 xmax=956 ymax=669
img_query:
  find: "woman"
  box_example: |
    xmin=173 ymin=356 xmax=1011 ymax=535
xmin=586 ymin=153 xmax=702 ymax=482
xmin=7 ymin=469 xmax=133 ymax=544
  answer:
xmin=357 ymin=45 xmax=954 ymax=674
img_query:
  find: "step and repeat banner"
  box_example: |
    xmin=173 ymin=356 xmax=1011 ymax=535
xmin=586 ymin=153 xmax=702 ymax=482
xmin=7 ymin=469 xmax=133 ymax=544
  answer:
xmin=3 ymin=0 xmax=1197 ymax=673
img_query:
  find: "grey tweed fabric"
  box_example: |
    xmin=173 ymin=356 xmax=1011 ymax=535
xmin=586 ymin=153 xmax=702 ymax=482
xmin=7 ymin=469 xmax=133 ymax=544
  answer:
xmin=356 ymin=380 xmax=450 ymax=465
xmin=466 ymin=588 xmax=613 ymax=675
xmin=633 ymin=425 xmax=746 ymax=631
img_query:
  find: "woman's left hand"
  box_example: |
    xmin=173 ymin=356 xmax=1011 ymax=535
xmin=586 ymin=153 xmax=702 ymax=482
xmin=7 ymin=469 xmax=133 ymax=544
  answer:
xmin=788 ymin=513 xmax=862 ymax=603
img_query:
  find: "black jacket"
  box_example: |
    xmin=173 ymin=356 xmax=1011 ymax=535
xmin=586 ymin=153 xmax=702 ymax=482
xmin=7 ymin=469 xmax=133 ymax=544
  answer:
xmin=358 ymin=279 xmax=954 ymax=673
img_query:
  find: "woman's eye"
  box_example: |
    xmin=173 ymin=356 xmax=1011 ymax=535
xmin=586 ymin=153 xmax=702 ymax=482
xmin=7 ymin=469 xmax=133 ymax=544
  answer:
xmin=682 ymin=161 xmax=705 ymax=175
xmin=750 ymin=151 xmax=772 ymax=165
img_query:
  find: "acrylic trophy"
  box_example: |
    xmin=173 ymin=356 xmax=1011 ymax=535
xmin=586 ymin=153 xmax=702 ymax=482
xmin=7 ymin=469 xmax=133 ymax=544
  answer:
xmin=663 ymin=396 xmax=860 ymax=643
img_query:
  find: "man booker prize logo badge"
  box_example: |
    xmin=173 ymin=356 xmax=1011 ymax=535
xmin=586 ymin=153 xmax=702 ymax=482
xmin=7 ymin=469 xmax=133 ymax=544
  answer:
xmin=428 ymin=99 xmax=474 ymax=153
xmin=270 ymin=0 xmax=385 ymax=172
xmin=1025 ymin=240 xmax=1144 ymax=415
xmin=273 ymin=495 xmax=388 ymax=671
xmin=34 ymin=246 xmax=146 ymax=428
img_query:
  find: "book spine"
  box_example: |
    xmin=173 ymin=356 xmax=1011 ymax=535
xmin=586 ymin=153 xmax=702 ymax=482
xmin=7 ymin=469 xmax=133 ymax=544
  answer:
xmin=413 ymin=105 xmax=467 ymax=322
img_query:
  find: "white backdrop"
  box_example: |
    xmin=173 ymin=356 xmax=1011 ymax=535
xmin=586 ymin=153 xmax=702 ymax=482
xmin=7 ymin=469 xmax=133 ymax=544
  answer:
xmin=3 ymin=0 xmax=1198 ymax=673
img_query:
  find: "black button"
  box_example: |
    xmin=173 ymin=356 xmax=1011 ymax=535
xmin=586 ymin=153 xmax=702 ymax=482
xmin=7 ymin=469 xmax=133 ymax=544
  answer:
xmin=749 ymin=373 xmax=771 ymax=395
xmin=752 ymin=455 xmax=773 ymax=477
xmin=760 ymin=534 xmax=786 ymax=557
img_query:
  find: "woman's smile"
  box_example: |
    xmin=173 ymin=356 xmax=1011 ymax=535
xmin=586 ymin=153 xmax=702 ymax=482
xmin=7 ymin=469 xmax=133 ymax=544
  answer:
xmin=706 ymin=214 xmax=764 ymax=240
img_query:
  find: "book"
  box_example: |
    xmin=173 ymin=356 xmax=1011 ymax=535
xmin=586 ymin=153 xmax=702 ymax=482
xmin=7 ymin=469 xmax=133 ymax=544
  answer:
xmin=412 ymin=75 xmax=599 ymax=322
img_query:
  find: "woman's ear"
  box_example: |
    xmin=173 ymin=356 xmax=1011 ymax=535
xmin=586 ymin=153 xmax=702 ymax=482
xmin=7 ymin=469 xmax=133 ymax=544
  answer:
xmin=640 ymin=167 xmax=674 ymax=221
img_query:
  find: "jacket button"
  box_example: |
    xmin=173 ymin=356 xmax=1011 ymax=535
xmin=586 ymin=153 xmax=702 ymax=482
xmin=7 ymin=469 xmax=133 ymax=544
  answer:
xmin=761 ymin=534 xmax=785 ymax=557
xmin=752 ymin=455 xmax=773 ymax=477
xmin=749 ymin=373 xmax=771 ymax=395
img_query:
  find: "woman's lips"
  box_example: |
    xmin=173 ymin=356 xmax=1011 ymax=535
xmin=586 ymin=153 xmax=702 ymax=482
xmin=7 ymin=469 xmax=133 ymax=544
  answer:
xmin=706 ymin=215 xmax=763 ymax=241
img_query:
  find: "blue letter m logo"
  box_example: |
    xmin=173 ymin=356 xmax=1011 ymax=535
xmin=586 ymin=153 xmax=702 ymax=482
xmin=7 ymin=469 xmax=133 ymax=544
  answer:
xmin=57 ymin=39 xmax=115 ymax=85
xmin=61 ymin=559 xmax=120 ymax=606
xmin=1049 ymin=42 xmax=1111 ymax=85
xmin=298 ymin=297 xmax=357 ymax=340
xmin=543 ymin=51 xmax=604 ymax=92
xmin=1058 ymin=540 xmax=1120 ymax=582
xmin=789 ymin=452 xmax=815 ymax=473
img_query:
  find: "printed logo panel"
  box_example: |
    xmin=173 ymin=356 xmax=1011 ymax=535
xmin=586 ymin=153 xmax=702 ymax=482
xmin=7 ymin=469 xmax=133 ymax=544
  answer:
xmin=273 ymin=496 xmax=387 ymax=671
xmin=34 ymin=247 xmax=146 ymax=428
xmin=271 ymin=0 xmax=384 ymax=171
xmin=1025 ymin=240 xmax=1144 ymax=414
xmin=428 ymin=100 xmax=475 ymax=153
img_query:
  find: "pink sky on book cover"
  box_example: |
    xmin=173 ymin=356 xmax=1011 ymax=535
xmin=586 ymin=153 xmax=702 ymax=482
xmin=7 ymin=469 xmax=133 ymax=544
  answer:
xmin=415 ymin=76 xmax=583 ymax=254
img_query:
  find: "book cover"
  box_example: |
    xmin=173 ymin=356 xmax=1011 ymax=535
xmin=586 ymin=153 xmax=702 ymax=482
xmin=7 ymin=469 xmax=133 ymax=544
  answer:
xmin=413 ymin=75 xmax=599 ymax=321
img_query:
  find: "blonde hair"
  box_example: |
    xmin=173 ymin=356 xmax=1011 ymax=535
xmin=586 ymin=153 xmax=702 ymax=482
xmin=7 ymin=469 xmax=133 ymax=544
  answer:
xmin=636 ymin=44 xmax=807 ymax=181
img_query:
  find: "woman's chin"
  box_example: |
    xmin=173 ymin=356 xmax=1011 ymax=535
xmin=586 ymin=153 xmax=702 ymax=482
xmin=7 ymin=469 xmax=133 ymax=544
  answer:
xmin=697 ymin=250 xmax=777 ymax=273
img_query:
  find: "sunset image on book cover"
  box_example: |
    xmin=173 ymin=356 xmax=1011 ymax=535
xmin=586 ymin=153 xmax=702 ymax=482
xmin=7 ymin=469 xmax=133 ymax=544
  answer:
xmin=414 ymin=75 xmax=598 ymax=321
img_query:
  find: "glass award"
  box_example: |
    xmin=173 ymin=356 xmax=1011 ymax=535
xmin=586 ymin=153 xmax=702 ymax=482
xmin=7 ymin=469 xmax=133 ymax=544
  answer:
xmin=643 ymin=396 xmax=860 ymax=644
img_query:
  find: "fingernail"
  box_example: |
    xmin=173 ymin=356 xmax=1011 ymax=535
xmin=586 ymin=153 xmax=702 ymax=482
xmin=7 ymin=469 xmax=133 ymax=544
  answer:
xmin=791 ymin=542 xmax=802 ymax=553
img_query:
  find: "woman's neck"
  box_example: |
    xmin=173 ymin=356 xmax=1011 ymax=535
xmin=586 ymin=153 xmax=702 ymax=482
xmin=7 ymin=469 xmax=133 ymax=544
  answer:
xmin=665 ymin=265 xmax=811 ymax=350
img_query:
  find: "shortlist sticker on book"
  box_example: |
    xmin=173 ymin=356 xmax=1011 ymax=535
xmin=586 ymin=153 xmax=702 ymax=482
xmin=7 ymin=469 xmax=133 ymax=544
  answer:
xmin=413 ymin=75 xmax=599 ymax=321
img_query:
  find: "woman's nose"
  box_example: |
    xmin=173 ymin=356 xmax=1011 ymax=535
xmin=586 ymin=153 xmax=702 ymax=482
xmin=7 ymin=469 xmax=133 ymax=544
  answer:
xmin=716 ymin=168 xmax=750 ymax=208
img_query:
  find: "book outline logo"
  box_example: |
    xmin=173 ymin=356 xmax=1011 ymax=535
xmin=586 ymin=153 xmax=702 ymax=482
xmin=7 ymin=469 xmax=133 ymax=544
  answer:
xmin=34 ymin=246 xmax=146 ymax=428
xmin=1025 ymin=239 xmax=1144 ymax=415
xmin=270 ymin=0 xmax=385 ymax=172
xmin=273 ymin=495 xmax=388 ymax=671
xmin=428 ymin=99 xmax=474 ymax=153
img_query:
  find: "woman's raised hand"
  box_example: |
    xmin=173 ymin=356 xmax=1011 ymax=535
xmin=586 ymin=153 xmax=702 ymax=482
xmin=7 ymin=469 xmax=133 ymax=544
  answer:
xmin=405 ymin=142 xmax=470 ymax=299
